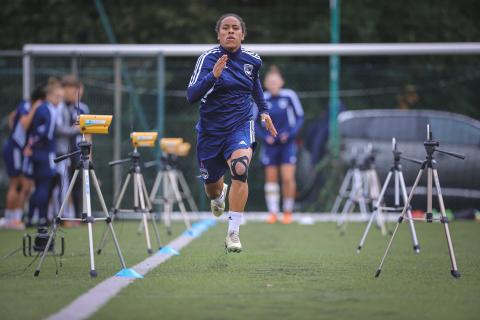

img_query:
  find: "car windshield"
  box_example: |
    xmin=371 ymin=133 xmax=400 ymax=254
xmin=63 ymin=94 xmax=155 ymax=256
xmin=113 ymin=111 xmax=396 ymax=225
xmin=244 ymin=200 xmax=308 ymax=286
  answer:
xmin=428 ymin=117 xmax=480 ymax=146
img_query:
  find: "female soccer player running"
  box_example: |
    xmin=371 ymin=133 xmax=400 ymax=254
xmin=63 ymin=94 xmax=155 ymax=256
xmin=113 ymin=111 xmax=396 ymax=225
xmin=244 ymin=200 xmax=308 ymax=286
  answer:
xmin=187 ymin=13 xmax=277 ymax=252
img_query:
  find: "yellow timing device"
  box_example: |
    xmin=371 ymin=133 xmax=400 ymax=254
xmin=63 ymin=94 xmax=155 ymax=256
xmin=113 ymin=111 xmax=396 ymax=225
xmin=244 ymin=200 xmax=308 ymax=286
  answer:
xmin=160 ymin=138 xmax=191 ymax=156
xmin=78 ymin=115 xmax=112 ymax=134
xmin=160 ymin=138 xmax=183 ymax=154
xmin=131 ymin=132 xmax=158 ymax=148
xmin=176 ymin=142 xmax=191 ymax=157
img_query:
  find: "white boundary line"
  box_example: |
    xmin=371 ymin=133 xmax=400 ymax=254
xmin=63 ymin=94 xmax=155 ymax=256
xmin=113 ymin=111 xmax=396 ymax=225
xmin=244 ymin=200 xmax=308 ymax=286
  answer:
xmin=46 ymin=230 xmax=203 ymax=320
xmin=116 ymin=212 xmax=401 ymax=222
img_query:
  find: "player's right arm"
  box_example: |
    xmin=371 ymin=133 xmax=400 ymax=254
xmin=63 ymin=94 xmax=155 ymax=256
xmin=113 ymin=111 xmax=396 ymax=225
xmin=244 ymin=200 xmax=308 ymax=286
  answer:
xmin=186 ymin=53 xmax=226 ymax=104
xmin=20 ymin=100 xmax=41 ymax=130
xmin=7 ymin=110 xmax=16 ymax=130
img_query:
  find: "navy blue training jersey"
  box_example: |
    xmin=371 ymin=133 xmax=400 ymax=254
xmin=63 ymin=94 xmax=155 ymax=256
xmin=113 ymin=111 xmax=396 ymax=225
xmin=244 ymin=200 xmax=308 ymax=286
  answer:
xmin=28 ymin=101 xmax=57 ymax=155
xmin=9 ymin=100 xmax=31 ymax=148
xmin=256 ymin=89 xmax=304 ymax=143
xmin=187 ymin=45 xmax=269 ymax=136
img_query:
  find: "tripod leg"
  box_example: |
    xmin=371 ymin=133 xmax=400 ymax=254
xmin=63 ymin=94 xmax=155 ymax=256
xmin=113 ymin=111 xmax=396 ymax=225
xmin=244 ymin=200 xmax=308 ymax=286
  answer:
xmin=398 ymin=171 xmax=420 ymax=253
xmin=97 ymin=173 xmax=131 ymax=255
xmin=139 ymin=174 xmax=162 ymax=249
xmin=135 ymin=174 xmax=145 ymax=235
xmin=90 ymin=170 xmax=127 ymax=270
xmin=357 ymin=171 xmax=393 ymax=253
xmin=177 ymin=169 xmax=199 ymax=213
xmin=338 ymin=169 xmax=359 ymax=228
xmin=427 ymin=168 xmax=433 ymax=223
xmin=168 ymin=170 xmax=191 ymax=229
xmin=83 ymin=169 xmax=97 ymax=277
xmin=136 ymin=173 xmax=153 ymax=254
xmin=375 ymin=167 xmax=424 ymax=278
xmin=371 ymin=170 xmax=387 ymax=236
xmin=34 ymin=169 xmax=80 ymax=276
xmin=149 ymin=171 xmax=163 ymax=202
xmin=338 ymin=198 xmax=355 ymax=235
xmin=432 ymin=169 xmax=460 ymax=278
xmin=332 ymin=169 xmax=353 ymax=215
xmin=140 ymin=174 xmax=153 ymax=212
xmin=163 ymin=172 xmax=173 ymax=235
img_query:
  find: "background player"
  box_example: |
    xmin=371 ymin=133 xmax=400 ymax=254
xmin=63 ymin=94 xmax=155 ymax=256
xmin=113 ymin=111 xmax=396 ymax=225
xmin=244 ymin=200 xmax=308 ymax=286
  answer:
xmin=256 ymin=66 xmax=304 ymax=224
xmin=25 ymin=79 xmax=63 ymax=227
xmin=1 ymin=86 xmax=46 ymax=229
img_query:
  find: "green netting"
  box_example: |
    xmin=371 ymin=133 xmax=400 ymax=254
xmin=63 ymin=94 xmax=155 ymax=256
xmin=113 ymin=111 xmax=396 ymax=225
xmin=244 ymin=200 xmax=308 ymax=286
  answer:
xmin=1 ymin=54 xmax=480 ymax=211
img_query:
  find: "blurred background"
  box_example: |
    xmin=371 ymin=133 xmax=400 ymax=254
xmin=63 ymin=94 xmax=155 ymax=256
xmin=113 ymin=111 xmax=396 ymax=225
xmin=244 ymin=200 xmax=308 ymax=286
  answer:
xmin=1 ymin=0 xmax=479 ymax=213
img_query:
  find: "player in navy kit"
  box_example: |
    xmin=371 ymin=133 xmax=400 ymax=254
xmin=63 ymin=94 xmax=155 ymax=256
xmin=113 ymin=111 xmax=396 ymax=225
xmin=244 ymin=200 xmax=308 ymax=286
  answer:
xmin=1 ymin=86 xmax=46 ymax=229
xmin=24 ymin=80 xmax=63 ymax=227
xmin=256 ymin=66 xmax=304 ymax=224
xmin=187 ymin=13 xmax=277 ymax=252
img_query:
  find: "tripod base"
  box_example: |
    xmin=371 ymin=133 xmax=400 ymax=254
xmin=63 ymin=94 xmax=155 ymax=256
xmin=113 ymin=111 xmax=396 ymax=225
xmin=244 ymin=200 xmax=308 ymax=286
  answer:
xmin=413 ymin=244 xmax=421 ymax=254
xmin=451 ymin=270 xmax=461 ymax=279
xmin=116 ymin=268 xmax=144 ymax=278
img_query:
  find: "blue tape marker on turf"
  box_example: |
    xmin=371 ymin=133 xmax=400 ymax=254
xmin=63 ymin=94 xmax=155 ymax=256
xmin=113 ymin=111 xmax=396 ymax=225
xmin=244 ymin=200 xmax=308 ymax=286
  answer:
xmin=158 ymin=246 xmax=180 ymax=255
xmin=116 ymin=268 xmax=144 ymax=278
xmin=183 ymin=229 xmax=201 ymax=237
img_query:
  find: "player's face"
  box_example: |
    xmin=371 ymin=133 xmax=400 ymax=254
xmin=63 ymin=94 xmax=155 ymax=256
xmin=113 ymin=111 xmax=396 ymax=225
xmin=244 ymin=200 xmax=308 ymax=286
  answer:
xmin=217 ymin=16 xmax=244 ymax=52
xmin=64 ymin=85 xmax=80 ymax=103
xmin=48 ymin=87 xmax=64 ymax=107
xmin=264 ymin=73 xmax=284 ymax=96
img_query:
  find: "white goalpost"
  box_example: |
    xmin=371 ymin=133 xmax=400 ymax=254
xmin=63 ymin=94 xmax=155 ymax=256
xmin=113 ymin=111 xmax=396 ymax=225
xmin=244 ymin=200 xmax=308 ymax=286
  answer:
xmin=22 ymin=42 xmax=480 ymax=200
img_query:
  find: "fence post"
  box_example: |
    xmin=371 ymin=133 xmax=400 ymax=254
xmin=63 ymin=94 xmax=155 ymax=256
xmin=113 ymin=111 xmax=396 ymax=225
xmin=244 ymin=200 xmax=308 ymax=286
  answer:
xmin=113 ymin=56 xmax=123 ymax=197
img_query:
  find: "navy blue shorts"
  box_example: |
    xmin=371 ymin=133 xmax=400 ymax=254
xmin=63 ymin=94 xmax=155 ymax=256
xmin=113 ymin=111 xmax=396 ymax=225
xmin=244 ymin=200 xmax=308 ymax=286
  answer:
xmin=197 ymin=120 xmax=256 ymax=184
xmin=2 ymin=139 xmax=23 ymax=177
xmin=260 ymin=141 xmax=297 ymax=166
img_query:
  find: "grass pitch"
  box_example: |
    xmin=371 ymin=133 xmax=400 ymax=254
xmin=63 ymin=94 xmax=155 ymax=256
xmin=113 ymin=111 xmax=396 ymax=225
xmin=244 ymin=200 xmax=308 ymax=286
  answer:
xmin=0 ymin=220 xmax=479 ymax=320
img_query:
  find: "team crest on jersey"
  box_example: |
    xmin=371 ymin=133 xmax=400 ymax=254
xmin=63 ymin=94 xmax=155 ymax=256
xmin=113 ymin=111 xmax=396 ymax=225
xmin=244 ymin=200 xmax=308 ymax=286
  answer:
xmin=244 ymin=64 xmax=253 ymax=78
xmin=199 ymin=167 xmax=209 ymax=180
xmin=279 ymin=98 xmax=288 ymax=109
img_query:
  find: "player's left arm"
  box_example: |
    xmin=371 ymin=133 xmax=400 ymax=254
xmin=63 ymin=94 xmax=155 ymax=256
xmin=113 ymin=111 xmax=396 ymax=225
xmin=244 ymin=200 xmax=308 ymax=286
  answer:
xmin=288 ymin=90 xmax=305 ymax=137
xmin=252 ymin=63 xmax=277 ymax=137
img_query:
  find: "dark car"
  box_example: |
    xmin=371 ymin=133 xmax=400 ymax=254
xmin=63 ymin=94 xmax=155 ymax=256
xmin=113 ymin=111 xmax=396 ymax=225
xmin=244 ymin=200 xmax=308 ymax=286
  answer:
xmin=338 ymin=109 xmax=480 ymax=210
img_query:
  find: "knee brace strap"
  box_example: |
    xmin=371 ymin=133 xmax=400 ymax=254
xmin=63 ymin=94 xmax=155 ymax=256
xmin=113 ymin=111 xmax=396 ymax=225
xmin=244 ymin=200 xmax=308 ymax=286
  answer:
xmin=230 ymin=156 xmax=249 ymax=182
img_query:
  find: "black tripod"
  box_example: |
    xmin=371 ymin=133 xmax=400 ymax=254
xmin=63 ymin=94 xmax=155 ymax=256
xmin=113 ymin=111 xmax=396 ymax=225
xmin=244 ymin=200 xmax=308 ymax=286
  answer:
xmin=97 ymin=148 xmax=162 ymax=255
xmin=375 ymin=125 xmax=465 ymax=279
xmin=34 ymin=136 xmax=139 ymax=278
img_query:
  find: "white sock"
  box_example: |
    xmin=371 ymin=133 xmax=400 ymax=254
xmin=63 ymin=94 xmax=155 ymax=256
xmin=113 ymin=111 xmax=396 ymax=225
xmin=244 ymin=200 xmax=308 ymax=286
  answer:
xmin=228 ymin=211 xmax=243 ymax=234
xmin=265 ymin=183 xmax=280 ymax=214
xmin=3 ymin=209 xmax=14 ymax=221
xmin=283 ymin=197 xmax=295 ymax=213
xmin=13 ymin=209 xmax=23 ymax=221
xmin=213 ymin=186 xmax=226 ymax=206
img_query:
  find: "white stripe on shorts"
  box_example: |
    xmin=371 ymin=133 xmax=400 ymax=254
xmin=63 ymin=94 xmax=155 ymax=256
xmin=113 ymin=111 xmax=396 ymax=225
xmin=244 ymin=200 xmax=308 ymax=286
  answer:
xmin=13 ymin=147 xmax=21 ymax=170
xmin=250 ymin=120 xmax=255 ymax=143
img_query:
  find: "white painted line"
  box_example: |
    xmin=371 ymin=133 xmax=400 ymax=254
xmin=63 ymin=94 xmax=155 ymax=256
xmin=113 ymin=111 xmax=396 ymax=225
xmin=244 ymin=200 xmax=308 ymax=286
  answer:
xmin=116 ymin=212 xmax=401 ymax=222
xmin=46 ymin=231 xmax=201 ymax=320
